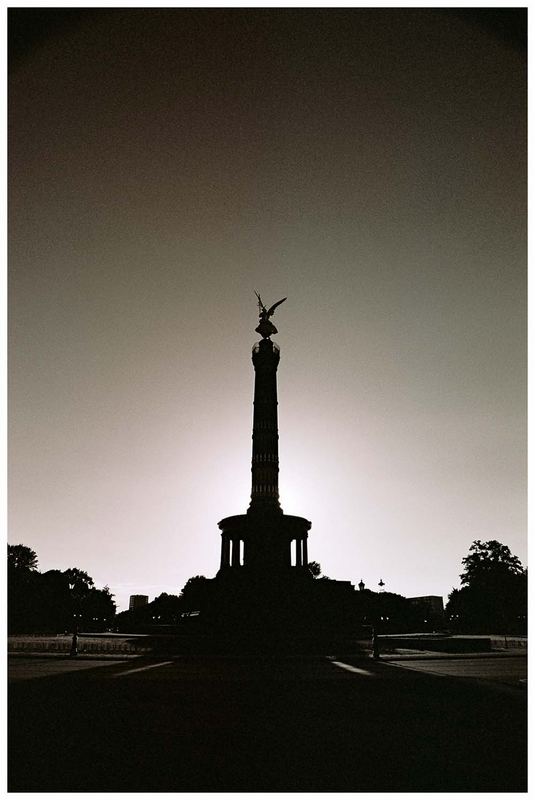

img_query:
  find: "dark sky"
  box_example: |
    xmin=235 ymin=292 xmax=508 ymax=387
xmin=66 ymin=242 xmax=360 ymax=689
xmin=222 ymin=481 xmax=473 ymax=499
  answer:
xmin=9 ymin=8 xmax=526 ymax=610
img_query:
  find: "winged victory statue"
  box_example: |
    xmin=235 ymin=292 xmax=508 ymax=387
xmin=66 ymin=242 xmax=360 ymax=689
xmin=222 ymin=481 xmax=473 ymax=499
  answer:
xmin=254 ymin=291 xmax=287 ymax=339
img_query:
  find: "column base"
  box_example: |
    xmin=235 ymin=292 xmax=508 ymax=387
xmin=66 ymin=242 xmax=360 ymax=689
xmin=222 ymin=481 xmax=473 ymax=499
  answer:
xmin=217 ymin=512 xmax=311 ymax=572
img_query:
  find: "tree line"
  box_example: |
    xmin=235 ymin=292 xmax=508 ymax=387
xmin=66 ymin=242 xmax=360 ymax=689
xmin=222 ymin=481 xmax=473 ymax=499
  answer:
xmin=8 ymin=544 xmax=116 ymax=634
xmin=8 ymin=539 xmax=527 ymax=635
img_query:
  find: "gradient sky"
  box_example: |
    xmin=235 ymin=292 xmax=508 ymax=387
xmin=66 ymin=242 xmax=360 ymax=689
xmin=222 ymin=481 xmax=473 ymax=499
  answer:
xmin=9 ymin=8 xmax=526 ymax=611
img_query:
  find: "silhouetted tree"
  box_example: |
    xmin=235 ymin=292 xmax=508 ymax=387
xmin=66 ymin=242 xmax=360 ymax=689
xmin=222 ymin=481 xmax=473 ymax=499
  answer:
xmin=446 ymin=540 xmax=527 ymax=634
xmin=114 ymin=603 xmax=151 ymax=631
xmin=307 ymin=561 xmax=322 ymax=578
xmin=460 ymin=540 xmax=523 ymax=586
xmin=178 ymin=576 xmax=211 ymax=613
xmin=82 ymin=586 xmax=116 ymax=630
xmin=8 ymin=544 xmax=38 ymax=572
xmin=35 ymin=570 xmax=72 ymax=632
xmin=149 ymin=592 xmax=182 ymax=623
xmin=114 ymin=591 xmax=183 ymax=632
xmin=62 ymin=568 xmax=96 ymax=633
xmin=8 ymin=545 xmax=116 ymax=633
xmin=63 ymin=567 xmax=94 ymax=595
xmin=8 ymin=545 xmax=41 ymax=632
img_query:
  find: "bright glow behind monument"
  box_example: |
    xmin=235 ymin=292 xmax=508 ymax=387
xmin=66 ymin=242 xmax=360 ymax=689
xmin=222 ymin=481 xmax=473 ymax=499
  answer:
xmin=8 ymin=9 xmax=526 ymax=610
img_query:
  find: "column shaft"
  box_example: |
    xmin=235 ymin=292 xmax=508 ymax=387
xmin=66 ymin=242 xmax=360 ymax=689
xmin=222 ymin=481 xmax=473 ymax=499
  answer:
xmin=231 ymin=539 xmax=241 ymax=567
xmin=295 ymin=539 xmax=302 ymax=567
xmin=220 ymin=535 xmax=231 ymax=567
xmin=249 ymin=339 xmax=281 ymax=512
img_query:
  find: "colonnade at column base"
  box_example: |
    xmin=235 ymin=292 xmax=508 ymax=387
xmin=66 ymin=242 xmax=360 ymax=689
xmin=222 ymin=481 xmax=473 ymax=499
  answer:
xmin=217 ymin=512 xmax=311 ymax=571
xmin=207 ymin=511 xmax=359 ymax=650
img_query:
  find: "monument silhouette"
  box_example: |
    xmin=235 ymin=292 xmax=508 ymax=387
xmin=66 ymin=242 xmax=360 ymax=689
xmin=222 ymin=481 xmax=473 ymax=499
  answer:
xmin=204 ymin=294 xmax=357 ymax=651
xmin=218 ymin=293 xmax=311 ymax=574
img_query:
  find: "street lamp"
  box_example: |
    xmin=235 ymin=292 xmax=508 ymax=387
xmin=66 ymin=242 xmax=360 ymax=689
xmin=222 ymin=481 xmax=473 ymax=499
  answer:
xmin=68 ymin=582 xmax=78 ymax=657
xmin=373 ymin=581 xmax=386 ymax=658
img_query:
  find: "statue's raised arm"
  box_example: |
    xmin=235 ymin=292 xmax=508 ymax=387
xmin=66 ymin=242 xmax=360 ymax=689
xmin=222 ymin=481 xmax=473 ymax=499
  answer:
xmin=254 ymin=291 xmax=287 ymax=338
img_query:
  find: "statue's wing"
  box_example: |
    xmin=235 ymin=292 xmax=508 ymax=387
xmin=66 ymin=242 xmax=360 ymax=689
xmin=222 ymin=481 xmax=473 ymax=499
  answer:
xmin=266 ymin=297 xmax=287 ymax=317
xmin=254 ymin=290 xmax=265 ymax=312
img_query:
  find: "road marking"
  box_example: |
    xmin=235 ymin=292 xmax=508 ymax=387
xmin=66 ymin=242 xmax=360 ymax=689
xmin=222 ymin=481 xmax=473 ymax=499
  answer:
xmin=329 ymin=660 xmax=375 ymax=677
xmin=115 ymin=661 xmax=174 ymax=677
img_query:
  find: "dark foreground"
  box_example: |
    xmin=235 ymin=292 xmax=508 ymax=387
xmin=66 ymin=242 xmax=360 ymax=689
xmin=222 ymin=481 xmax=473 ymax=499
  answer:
xmin=9 ymin=654 xmax=527 ymax=792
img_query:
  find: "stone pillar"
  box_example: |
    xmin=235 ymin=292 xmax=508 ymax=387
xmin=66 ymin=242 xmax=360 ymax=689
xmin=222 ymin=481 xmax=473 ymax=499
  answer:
xmin=295 ymin=538 xmax=302 ymax=567
xmin=303 ymin=537 xmax=308 ymax=567
xmin=220 ymin=535 xmax=230 ymax=568
xmin=249 ymin=339 xmax=282 ymax=514
xmin=231 ymin=538 xmax=241 ymax=567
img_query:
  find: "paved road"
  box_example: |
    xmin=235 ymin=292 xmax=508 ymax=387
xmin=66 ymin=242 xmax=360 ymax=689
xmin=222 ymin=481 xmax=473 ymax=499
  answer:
xmin=388 ymin=654 xmax=527 ymax=686
xmin=8 ymin=657 xmax=133 ymax=681
xmin=8 ymin=654 xmax=526 ymax=792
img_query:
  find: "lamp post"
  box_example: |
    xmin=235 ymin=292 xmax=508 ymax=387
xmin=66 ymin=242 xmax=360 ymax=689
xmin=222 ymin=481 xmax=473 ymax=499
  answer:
xmin=69 ymin=582 xmax=78 ymax=657
xmin=373 ymin=581 xmax=386 ymax=658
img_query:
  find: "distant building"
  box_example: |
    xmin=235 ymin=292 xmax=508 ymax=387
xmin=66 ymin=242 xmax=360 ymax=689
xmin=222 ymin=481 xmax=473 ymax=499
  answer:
xmin=408 ymin=596 xmax=444 ymax=619
xmin=129 ymin=594 xmax=149 ymax=610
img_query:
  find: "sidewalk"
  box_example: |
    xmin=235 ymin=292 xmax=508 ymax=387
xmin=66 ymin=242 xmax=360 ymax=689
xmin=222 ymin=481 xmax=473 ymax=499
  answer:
xmin=8 ymin=651 xmax=139 ymax=660
xmin=374 ymin=649 xmax=527 ymax=661
xmin=8 ymin=646 xmax=527 ymax=662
